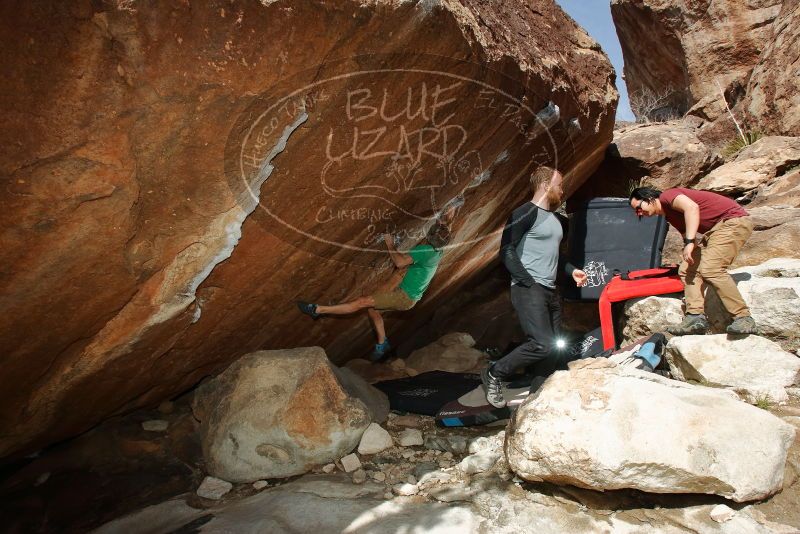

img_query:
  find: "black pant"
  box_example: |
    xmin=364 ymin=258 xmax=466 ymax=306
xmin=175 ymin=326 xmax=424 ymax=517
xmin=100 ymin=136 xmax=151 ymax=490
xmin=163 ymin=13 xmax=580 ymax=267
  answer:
xmin=491 ymin=283 xmax=562 ymax=380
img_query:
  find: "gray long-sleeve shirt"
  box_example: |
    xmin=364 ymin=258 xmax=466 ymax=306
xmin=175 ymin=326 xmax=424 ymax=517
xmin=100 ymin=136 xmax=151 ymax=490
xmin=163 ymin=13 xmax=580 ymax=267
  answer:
xmin=499 ymin=202 xmax=574 ymax=288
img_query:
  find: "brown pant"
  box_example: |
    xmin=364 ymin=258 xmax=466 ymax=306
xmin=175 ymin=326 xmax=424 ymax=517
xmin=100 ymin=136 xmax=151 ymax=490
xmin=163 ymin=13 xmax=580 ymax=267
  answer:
xmin=679 ymin=216 xmax=753 ymax=318
xmin=372 ymin=288 xmax=417 ymax=311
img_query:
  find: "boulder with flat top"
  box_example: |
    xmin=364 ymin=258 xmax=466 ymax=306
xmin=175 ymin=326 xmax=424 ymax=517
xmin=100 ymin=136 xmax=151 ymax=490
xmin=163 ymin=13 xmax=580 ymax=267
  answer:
xmin=667 ymin=334 xmax=800 ymax=404
xmin=505 ymin=359 xmax=795 ymax=502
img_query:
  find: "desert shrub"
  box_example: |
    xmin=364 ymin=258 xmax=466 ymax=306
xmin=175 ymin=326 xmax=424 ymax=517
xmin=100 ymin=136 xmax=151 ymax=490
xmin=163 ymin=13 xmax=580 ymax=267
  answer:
xmin=629 ymin=87 xmax=684 ymax=123
xmin=721 ymin=131 xmax=763 ymax=159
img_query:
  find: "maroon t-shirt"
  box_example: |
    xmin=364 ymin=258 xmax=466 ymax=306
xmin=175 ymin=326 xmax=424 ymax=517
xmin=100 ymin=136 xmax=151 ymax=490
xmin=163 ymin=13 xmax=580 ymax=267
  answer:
xmin=659 ymin=188 xmax=748 ymax=234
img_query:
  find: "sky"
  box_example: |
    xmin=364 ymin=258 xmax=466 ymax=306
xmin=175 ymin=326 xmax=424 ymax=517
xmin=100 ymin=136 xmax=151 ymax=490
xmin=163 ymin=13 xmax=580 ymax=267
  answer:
xmin=555 ymin=0 xmax=635 ymax=121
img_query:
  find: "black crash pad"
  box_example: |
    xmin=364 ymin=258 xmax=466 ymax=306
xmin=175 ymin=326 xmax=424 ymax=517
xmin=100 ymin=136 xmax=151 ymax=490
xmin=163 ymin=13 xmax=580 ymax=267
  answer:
xmin=373 ymin=371 xmax=482 ymax=416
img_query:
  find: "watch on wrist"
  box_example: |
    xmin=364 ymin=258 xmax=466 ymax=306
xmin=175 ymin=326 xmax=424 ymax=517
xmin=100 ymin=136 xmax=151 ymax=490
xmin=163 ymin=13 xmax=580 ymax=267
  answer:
xmin=683 ymin=237 xmax=695 ymax=245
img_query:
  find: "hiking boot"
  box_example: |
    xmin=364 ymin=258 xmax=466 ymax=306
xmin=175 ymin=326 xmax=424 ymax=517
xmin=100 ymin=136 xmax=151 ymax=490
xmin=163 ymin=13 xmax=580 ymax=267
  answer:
xmin=727 ymin=315 xmax=758 ymax=335
xmin=371 ymin=339 xmax=392 ymax=363
xmin=666 ymin=314 xmax=709 ymax=336
xmin=296 ymin=301 xmax=320 ymax=319
xmin=480 ymin=366 xmax=506 ymax=408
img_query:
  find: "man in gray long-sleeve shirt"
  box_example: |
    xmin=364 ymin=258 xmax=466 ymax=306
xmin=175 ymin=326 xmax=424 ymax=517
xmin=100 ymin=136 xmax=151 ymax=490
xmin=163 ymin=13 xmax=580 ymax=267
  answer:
xmin=481 ymin=166 xmax=587 ymax=408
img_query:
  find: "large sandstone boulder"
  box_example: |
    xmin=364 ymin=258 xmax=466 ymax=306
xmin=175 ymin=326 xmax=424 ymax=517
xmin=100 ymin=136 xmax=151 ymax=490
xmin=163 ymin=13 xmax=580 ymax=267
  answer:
xmin=608 ymin=121 xmax=719 ymax=189
xmin=733 ymin=207 xmax=800 ymax=268
xmin=505 ymin=359 xmax=795 ymax=502
xmin=568 ymin=119 xmax=720 ymax=205
xmin=343 ymin=358 xmax=410 ymax=385
xmin=749 ymin=170 xmax=800 ymax=209
xmin=705 ymin=258 xmax=800 ymax=344
xmin=611 ymin=0 xmax=783 ymax=118
xmin=405 ymin=332 xmax=486 ymax=374
xmin=743 ymin=0 xmax=800 ymax=136
xmin=697 ymin=136 xmax=800 ymax=195
xmin=191 ymin=347 xmax=371 ymax=482
xmin=0 ymin=0 xmax=618 ymax=458
xmin=330 ymin=366 xmax=390 ymax=424
xmin=667 ymin=335 xmax=800 ymax=404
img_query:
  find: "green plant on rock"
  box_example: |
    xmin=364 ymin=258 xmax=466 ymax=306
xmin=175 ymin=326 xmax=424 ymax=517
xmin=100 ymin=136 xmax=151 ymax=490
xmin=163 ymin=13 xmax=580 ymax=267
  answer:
xmin=715 ymin=78 xmax=763 ymax=160
xmin=754 ymin=394 xmax=772 ymax=410
xmin=722 ymin=131 xmax=763 ymax=159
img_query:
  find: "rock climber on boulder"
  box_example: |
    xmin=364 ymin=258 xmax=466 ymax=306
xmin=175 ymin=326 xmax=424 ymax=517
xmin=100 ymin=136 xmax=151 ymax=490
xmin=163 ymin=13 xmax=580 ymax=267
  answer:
xmin=297 ymin=208 xmax=454 ymax=362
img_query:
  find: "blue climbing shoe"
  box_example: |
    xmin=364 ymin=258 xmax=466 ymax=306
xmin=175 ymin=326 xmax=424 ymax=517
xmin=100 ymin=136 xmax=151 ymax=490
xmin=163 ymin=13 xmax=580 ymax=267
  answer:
xmin=371 ymin=339 xmax=392 ymax=362
xmin=296 ymin=301 xmax=320 ymax=319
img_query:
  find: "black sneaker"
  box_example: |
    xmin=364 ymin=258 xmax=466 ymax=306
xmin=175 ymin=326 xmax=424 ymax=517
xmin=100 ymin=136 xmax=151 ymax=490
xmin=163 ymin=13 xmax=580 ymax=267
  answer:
xmin=296 ymin=301 xmax=320 ymax=319
xmin=480 ymin=367 xmax=506 ymax=408
xmin=727 ymin=316 xmax=757 ymax=335
xmin=483 ymin=347 xmax=503 ymax=360
xmin=667 ymin=314 xmax=709 ymax=336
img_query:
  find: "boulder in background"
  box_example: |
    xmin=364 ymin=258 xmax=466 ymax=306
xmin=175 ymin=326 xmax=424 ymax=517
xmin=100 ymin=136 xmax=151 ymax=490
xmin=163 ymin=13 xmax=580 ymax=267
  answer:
xmin=405 ymin=333 xmax=486 ymax=375
xmin=667 ymin=334 xmax=800 ymax=404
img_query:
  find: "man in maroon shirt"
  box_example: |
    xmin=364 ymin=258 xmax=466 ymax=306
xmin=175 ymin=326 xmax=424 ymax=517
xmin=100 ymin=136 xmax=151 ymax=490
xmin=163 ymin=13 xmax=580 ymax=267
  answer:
xmin=629 ymin=186 xmax=757 ymax=335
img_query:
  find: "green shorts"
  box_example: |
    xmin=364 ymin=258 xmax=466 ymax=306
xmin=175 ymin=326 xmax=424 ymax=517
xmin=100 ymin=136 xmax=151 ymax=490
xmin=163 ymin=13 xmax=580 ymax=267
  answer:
xmin=372 ymin=289 xmax=417 ymax=311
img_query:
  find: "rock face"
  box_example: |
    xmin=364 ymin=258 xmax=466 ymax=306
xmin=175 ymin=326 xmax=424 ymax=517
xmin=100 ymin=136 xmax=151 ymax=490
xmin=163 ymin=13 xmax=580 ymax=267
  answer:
xmin=611 ymin=0 xmax=798 ymax=144
xmin=0 ymin=1 xmax=618 ymax=458
xmin=622 ymin=295 xmax=684 ymax=343
xmin=667 ymin=335 xmax=800 ymax=404
xmin=743 ymin=0 xmax=800 ymax=136
xmin=611 ymin=0 xmax=783 ymax=118
xmin=697 ymin=136 xmax=800 ymax=195
xmin=733 ymin=207 xmax=800 ymax=268
xmin=572 ymin=120 xmax=720 ymax=203
xmin=505 ymin=359 xmax=795 ymax=502
xmin=344 ymin=358 xmax=410 ymax=385
xmin=749 ymin=169 xmax=800 ymax=208
xmin=191 ymin=347 xmax=371 ymax=483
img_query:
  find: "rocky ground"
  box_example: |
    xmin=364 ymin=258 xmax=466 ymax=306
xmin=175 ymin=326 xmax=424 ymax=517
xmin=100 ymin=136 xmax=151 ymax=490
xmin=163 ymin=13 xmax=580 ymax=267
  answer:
xmin=1 ymin=263 xmax=797 ymax=533
xmin=1 ymin=389 xmax=797 ymax=533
